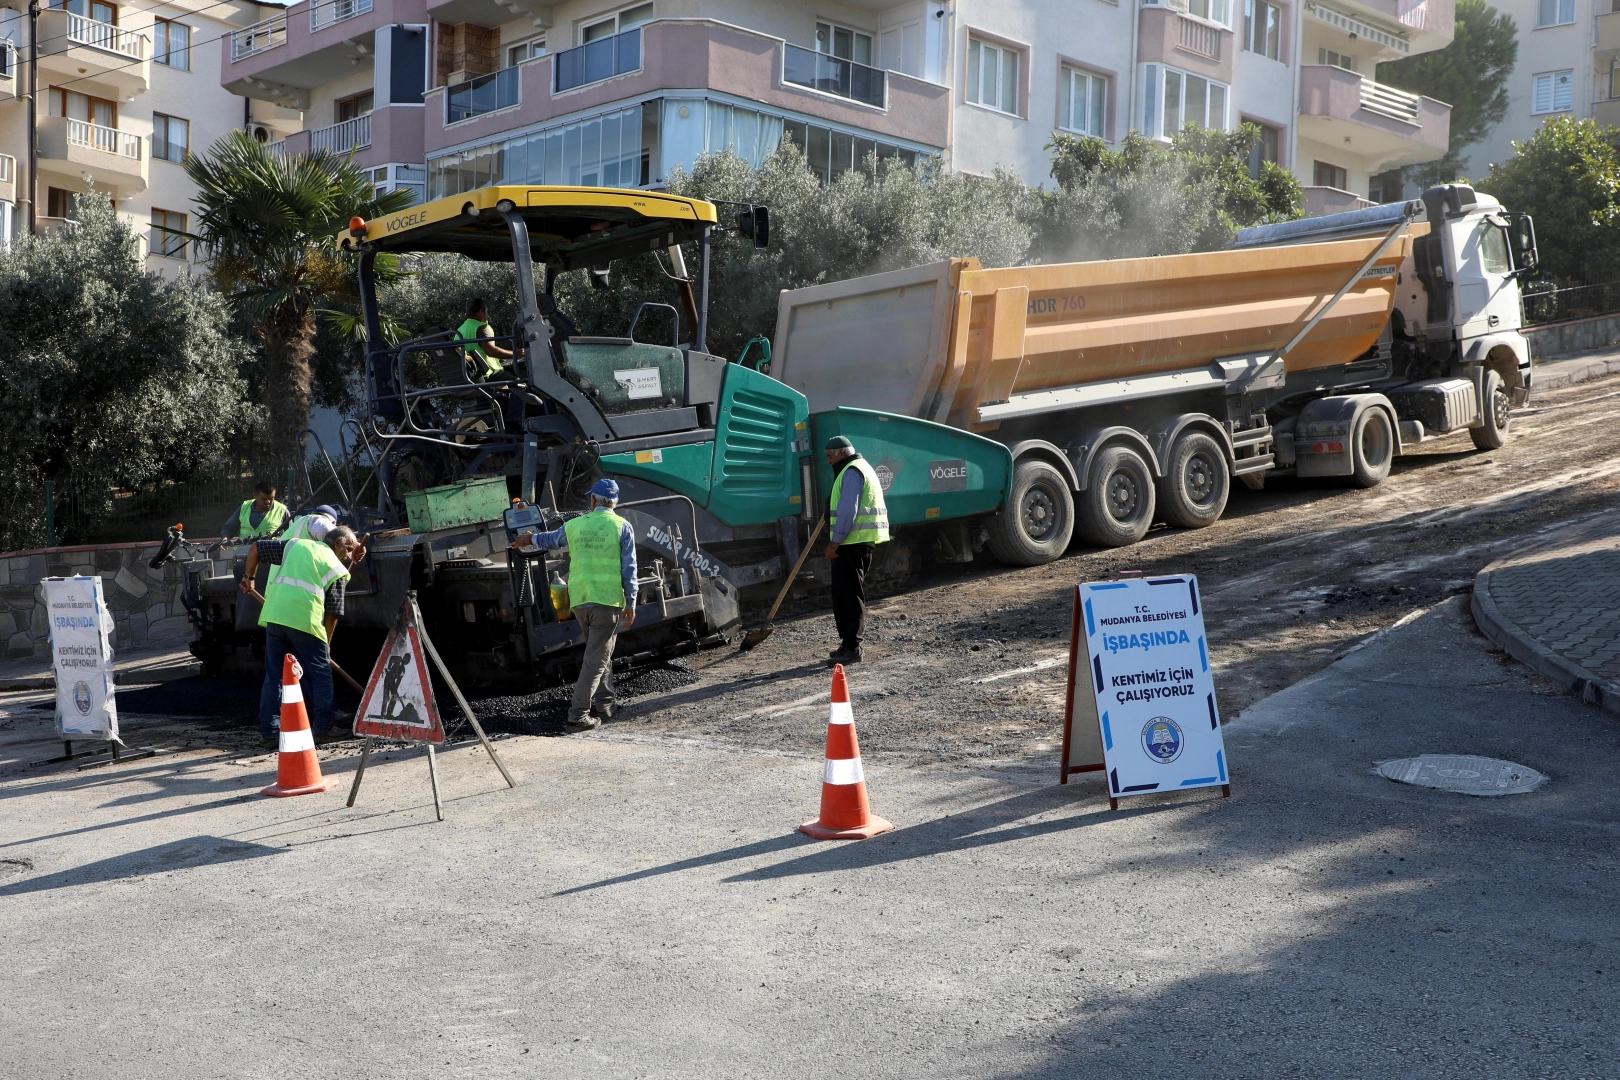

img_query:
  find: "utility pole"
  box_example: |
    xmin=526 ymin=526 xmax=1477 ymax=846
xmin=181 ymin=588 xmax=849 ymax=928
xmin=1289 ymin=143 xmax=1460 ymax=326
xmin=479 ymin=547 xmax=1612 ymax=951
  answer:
xmin=26 ymin=0 xmax=38 ymax=236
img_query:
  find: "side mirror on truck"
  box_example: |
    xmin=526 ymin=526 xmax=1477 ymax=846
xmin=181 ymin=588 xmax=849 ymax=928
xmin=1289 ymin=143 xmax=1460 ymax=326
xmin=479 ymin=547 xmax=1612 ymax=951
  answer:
xmin=1505 ymin=212 xmax=1538 ymax=276
xmin=736 ymin=205 xmax=770 ymax=249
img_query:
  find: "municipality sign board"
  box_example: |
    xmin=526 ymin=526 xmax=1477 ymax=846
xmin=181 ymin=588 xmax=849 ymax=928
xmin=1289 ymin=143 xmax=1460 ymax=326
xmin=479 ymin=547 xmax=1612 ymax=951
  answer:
xmin=44 ymin=576 xmax=118 ymax=741
xmin=1060 ymin=576 xmax=1229 ymax=807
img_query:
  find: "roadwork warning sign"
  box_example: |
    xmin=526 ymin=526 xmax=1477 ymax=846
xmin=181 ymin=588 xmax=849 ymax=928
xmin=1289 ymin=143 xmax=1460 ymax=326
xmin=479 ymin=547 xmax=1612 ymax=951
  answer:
xmin=354 ymin=597 xmax=444 ymax=744
xmin=1061 ymin=576 xmax=1229 ymax=805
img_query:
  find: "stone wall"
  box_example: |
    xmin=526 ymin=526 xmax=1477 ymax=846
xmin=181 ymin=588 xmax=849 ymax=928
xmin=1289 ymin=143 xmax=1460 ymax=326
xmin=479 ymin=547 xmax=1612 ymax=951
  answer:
xmin=1524 ymin=314 xmax=1620 ymax=359
xmin=0 ymin=541 xmax=199 ymax=660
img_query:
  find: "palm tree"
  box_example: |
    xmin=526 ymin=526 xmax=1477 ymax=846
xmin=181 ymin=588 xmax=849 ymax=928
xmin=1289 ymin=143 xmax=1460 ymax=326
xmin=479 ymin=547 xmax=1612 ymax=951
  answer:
xmin=186 ymin=131 xmax=414 ymax=469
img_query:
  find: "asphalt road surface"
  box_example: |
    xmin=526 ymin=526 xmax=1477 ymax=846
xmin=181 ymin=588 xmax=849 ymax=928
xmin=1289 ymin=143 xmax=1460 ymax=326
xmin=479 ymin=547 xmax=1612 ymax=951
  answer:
xmin=0 ymin=597 xmax=1614 ymax=1078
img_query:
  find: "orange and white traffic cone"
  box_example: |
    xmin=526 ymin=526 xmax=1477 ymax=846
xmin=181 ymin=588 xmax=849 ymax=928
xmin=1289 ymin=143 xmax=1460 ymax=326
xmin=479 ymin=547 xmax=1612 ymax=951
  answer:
xmin=262 ymin=654 xmax=334 ymax=798
xmin=800 ymin=664 xmax=893 ymax=841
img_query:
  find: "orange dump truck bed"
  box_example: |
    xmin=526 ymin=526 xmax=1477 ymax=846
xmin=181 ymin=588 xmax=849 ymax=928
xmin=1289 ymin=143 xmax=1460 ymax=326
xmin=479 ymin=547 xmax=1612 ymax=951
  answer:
xmin=772 ymin=231 xmax=1413 ymax=430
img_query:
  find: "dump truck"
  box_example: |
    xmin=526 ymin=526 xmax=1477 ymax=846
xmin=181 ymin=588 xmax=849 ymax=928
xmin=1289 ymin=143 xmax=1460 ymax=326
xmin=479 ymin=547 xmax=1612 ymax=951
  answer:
xmin=163 ymin=185 xmax=1020 ymax=687
xmin=770 ymin=184 xmax=1539 ymax=563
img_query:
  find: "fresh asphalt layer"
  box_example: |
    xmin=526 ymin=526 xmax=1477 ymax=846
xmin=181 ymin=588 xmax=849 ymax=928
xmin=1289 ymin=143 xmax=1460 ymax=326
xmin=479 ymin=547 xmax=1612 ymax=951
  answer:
xmin=0 ymin=597 xmax=1615 ymax=1079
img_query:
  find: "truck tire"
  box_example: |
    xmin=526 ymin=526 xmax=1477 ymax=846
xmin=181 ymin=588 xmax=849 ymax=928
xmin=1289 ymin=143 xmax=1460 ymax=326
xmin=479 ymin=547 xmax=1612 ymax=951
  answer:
xmin=987 ymin=460 xmax=1074 ymax=566
xmin=1349 ymin=407 xmax=1394 ymax=488
xmin=1157 ymin=431 xmax=1229 ymax=529
xmin=1076 ymin=446 xmax=1156 ymax=548
xmin=1471 ymin=369 xmax=1509 ymax=451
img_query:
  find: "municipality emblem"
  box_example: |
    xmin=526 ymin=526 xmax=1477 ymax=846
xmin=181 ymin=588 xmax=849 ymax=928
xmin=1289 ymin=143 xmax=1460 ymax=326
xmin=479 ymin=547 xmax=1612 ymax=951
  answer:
xmin=1141 ymin=717 xmax=1183 ymax=763
xmin=72 ymin=680 xmax=93 ymax=716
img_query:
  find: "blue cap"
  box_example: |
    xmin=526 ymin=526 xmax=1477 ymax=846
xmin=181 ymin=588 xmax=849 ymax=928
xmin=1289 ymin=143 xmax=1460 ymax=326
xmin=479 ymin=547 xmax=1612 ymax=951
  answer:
xmin=590 ymin=478 xmax=620 ymax=500
xmin=315 ymin=504 xmax=343 ymax=519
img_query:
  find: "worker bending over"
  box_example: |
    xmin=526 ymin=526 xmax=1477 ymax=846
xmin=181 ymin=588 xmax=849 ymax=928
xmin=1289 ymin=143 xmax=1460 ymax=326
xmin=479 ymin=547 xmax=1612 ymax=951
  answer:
xmin=242 ymin=527 xmax=367 ymax=749
xmin=823 ymin=436 xmax=890 ymax=667
xmin=224 ymin=480 xmax=288 ymax=540
xmin=510 ymin=478 xmax=637 ymax=732
xmin=458 ymin=297 xmax=514 ymax=380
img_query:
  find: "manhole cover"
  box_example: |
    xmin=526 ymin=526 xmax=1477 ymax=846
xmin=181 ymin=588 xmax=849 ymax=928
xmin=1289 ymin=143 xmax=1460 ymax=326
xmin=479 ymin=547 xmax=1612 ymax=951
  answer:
xmin=1375 ymin=755 xmax=1547 ymax=796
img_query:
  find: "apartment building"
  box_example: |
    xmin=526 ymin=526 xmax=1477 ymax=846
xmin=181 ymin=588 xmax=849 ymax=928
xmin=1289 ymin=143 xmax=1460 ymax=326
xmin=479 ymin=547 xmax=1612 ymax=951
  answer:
xmin=1453 ymin=0 xmax=1615 ymax=182
xmin=217 ymin=0 xmax=1452 ymax=217
xmin=0 ymin=0 xmax=295 ymax=267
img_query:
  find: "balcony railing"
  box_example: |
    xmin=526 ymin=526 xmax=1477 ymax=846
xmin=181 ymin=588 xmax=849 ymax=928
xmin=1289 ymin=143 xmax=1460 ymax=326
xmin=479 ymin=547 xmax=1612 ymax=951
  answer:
xmin=65 ymin=119 xmax=142 ymax=158
xmin=1176 ymin=14 xmax=1222 ymax=59
xmin=232 ymin=13 xmax=287 ymax=61
xmin=309 ymin=114 xmax=371 ymax=153
xmin=1360 ymin=79 xmax=1422 ymax=123
xmin=67 ymin=12 xmax=145 ymax=60
xmin=310 ymin=0 xmax=372 ymax=33
xmin=554 ymin=27 xmax=641 ymax=93
xmin=782 ymin=43 xmax=885 ymax=108
xmin=1 ymin=40 xmax=16 ymax=77
xmin=447 ymin=67 xmax=519 ymax=123
xmin=0 ymin=153 xmax=13 ymax=183
xmin=265 ymin=139 xmax=287 ymax=157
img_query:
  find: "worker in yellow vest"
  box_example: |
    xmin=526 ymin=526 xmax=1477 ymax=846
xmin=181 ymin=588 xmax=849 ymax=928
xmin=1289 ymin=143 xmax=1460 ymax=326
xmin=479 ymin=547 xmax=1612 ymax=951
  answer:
xmin=823 ymin=435 xmax=890 ymax=667
xmin=457 ymin=297 xmax=514 ymax=380
xmin=241 ymin=527 xmax=367 ymax=749
xmin=509 ymin=478 xmax=637 ymax=732
xmin=223 ymin=480 xmax=289 ymax=539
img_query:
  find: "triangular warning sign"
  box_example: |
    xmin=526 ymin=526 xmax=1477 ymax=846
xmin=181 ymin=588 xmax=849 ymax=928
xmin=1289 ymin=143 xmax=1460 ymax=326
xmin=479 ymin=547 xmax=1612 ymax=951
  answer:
xmin=355 ymin=597 xmax=444 ymax=744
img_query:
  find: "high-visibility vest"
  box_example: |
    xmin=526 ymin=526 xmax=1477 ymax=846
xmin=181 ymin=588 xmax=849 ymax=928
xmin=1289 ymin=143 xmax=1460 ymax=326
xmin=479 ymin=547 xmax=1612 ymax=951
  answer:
xmin=237 ymin=500 xmax=288 ymax=538
xmin=267 ymin=513 xmax=331 ymax=585
xmin=831 ymin=457 xmax=890 ymax=545
xmin=457 ymin=317 xmax=502 ymax=378
xmin=258 ymin=539 xmax=350 ymax=642
xmin=563 ymin=510 xmax=630 ymax=609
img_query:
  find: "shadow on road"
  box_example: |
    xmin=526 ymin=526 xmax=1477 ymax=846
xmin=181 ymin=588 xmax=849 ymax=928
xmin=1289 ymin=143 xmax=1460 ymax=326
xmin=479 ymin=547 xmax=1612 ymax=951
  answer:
xmin=0 ymin=835 xmax=281 ymax=896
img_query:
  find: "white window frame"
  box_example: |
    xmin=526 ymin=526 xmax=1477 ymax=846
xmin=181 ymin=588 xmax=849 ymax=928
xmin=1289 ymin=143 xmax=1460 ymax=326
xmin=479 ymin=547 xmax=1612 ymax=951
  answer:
xmin=506 ymin=34 xmax=545 ymax=67
xmin=1532 ymin=70 xmax=1574 ymax=114
xmin=1243 ymin=0 xmax=1281 ymax=61
xmin=966 ymin=34 xmax=1022 ymax=116
xmin=1186 ymin=0 xmax=1231 ymax=26
xmin=1058 ymin=64 xmax=1108 ymax=138
xmin=815 ymin=21 xmax=874 ymax=66
xmin=1140 ymin=63 xmax=1228 ymax=139
xmin=1534 ymin=0 xmax=1576 ymax=28
xmin=1318 ymin=48 xmax=1357 ymax=72
xmin=581 ymin=2 xmax=653 ymax=44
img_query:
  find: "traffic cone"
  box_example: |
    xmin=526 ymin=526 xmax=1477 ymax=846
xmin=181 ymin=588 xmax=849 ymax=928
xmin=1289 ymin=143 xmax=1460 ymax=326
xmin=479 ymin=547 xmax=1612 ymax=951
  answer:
xmin=800 ymin=664 xmax=893 ymax=840
xmin=262 ymin=654 xmax=334 ymax=798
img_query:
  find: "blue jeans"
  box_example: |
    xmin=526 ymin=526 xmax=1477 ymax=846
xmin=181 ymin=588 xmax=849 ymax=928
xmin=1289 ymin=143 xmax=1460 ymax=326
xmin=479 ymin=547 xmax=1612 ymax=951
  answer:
xmin=259 ymin=623 xmax=335 ymax=738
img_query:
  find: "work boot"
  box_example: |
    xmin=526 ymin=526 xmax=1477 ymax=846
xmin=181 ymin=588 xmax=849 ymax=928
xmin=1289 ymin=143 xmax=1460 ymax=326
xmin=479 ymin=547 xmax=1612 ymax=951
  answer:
xmin=591 ymin=702 xmax=617 ymax=721
xmin=314 ymin=727 xmax=350 ymax=745
xmin=563 ymin=714 xmax=601 ymax=734
xmin=258 ymin=736 xmax=278 ymax=750
xmin=827 ymin=646 xmax=863 ymax=667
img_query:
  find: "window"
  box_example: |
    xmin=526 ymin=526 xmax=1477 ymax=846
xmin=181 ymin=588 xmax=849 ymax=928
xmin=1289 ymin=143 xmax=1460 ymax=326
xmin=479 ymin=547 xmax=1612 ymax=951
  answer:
xmin=50 ymin=0 xmax=115 ymax=21
xmin=966 ymin=36 xmax=1020 ymax=115
xmin=1244 ymin=0 xmax=1281 ymax=60
xmin=1187 ymin=0 xmax=1230 ymax=23
xmin=153 ymin=18 xmax=190 ymax=69
xmin=1533 ymin=70 xmax=1574 ymax=113
xmin=1059 ymin=65 xmax=1107 ymax=138
xmin=1246 ymin=122 xmax=1279 ymax=178
xmin=337 ymin=91 xmax=373 ymax=122
xmin=50 ymin=89 xmax=115 ymax=127
xmin=151 ymin=208 xmax=187 ymax=258
xmin=1313 ymin=160 xmax=1348 ymax=190
xmin=47 ymin=186 xmax=77 ymax=218
xmin=1535 ymin=0 xmax=1576 ymax=27
xmin=816 ymin=21 xmax=873 ymax=65
xmin=1142 ymin=64 xmax=1226 ymax=137
xmin=1478 ymin=221 xmax=1511 ymax=274
xmin=507 ymin=35 xmax=545 ymax=66
xmin=582 ymin=2 xmax=652 ymax=43
xmin=152 ymin=113 xmax=188 ymax=163
xmin=1318 ymin=48 xmax=1357 ymax=71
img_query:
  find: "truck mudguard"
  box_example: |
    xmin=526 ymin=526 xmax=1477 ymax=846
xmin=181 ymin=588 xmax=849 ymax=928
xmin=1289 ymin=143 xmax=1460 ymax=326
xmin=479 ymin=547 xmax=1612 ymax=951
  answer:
xmin=1066 ymin=426 xmax=1164 ymax=489
xmin=1294 ymin=394 xmax=1402 ymax=478
xmin=1005 ymin=439 xmax=1080 ymax=491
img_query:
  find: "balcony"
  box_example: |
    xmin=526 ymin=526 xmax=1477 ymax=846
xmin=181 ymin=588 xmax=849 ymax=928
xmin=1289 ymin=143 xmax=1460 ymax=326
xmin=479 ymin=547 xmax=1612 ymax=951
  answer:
xmin=782 ymin=43 xmax=885 ymax=109
xmin=0 ymin=41 xmax=16 ymax=100
xmin=0 ymin=153 xmax=15 ymax=205
xmin=1304 ymin=186 xmax=1378 ymax=218
xmin=264 ymin=105 xmax=420 ymax=170
xmin=448 ymin=67 xmax=519 ymax=124
xmin=1138 ymin=4 xmax=1232 ymax=82
xmin=310 ymin=114 xmax=371 ymax=153
xmin=422 ymin=19 xmax=948 ymax=158
xmin=1598 ymin=10 xmax=1620 ymax=61
xmin=1176 ymin=15 xmax=1222 ymax=60
xmin=1320 ymin=0 xmax=1454 ymax=54
xmin=1298 ymin=64 xmax=1448 ymax=172
xmin=37 ymin=116 xmax=147 ymax=196
xmin=554 ymin=28 xmax=642 ymax=94
xmin=38 ymin=9 xmax=149 ymax=97
xmin=1594 ymin=97 xmax=1620 ymax=128
xmin=221 ymin=0 xmax=429 ymax=111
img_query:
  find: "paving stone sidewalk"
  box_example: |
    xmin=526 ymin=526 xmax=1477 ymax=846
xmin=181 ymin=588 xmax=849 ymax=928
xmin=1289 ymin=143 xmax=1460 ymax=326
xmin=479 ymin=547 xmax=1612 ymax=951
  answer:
xmin=1473 ymin=510 xmax=1620 ymax=715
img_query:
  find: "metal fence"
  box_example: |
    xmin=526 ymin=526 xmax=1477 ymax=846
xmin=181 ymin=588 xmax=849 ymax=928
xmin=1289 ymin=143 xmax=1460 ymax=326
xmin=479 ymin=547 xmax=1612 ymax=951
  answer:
xmin=1521 ymin=280 xmax=1620 ymax=326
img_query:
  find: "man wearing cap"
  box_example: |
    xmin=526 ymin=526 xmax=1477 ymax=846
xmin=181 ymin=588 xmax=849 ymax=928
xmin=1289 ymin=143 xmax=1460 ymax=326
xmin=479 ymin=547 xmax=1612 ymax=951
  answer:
xmin=509 ymin=478 xmax=637 ymax=732
xmin=823 ymin=436 xmax=890 ymax=666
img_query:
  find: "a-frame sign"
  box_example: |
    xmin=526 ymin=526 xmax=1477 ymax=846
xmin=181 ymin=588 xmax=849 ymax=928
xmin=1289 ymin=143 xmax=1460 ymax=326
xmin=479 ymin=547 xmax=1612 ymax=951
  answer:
xmin=346 ymin=593 xmax=515 ymax=819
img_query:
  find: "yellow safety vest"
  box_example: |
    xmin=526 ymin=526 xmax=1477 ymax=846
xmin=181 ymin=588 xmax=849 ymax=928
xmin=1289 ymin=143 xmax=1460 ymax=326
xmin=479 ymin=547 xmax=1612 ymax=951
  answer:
xmin=258 ymin=539 xmax=350 ymax=642
xmin=831 ymin=457 xmax=890 ymax=545
xmin=237 ymin=500 xmax=288 ymax=538
xmin=563 ymin=510 xmax=630 ymax=609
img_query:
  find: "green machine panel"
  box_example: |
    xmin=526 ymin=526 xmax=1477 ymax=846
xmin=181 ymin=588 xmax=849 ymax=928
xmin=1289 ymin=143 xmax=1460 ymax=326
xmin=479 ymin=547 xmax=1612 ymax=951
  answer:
xmin=598 ymin=440 xmax=716 ymax=508
xmin=405 ymin=475 xmax=512 ymax=532
xmin=811 ymin=407 xmax=1011 ymax=528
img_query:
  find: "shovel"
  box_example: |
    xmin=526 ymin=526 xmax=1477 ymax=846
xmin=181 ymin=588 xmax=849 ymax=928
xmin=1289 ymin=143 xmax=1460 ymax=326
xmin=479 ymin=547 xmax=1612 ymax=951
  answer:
xmin=738 ymin=516 xmax=825 ymax=652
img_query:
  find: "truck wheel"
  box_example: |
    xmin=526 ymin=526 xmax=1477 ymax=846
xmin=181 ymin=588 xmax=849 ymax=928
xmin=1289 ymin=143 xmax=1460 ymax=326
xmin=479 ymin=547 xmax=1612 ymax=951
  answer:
xmin=1349 ymin=407 xmax=1394 ymax=488
xmin=987 ymin=460 xmax=1074 ymax=566
xmin=1076 ymin=446 xmax=1156 ymax=548
xmin=1157 ymin=431 xmax=1229 ymax=529
xmin=1471 ymin=369 xmax=1509 ymax=451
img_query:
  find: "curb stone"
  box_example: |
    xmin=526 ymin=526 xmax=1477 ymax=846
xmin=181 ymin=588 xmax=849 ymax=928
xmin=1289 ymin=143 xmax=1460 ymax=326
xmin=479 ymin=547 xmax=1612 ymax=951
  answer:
xmin=1472 ymin=560 xmax=1620 ymax=718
